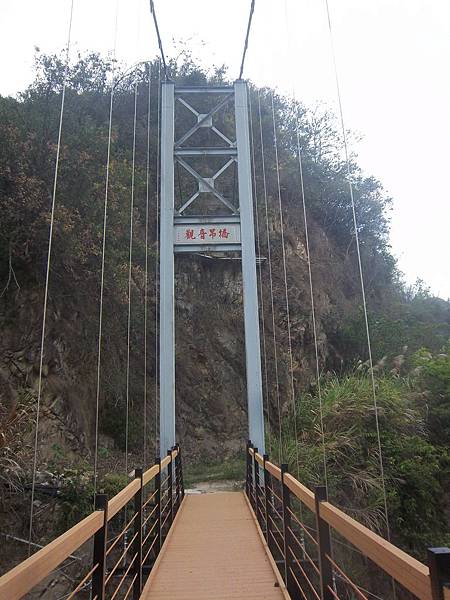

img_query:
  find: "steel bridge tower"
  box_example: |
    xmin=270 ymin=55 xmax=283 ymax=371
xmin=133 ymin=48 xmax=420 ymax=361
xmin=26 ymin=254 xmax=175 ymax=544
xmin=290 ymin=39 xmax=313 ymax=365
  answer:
xmin=159 ymin=80 xmax=264 ymax=456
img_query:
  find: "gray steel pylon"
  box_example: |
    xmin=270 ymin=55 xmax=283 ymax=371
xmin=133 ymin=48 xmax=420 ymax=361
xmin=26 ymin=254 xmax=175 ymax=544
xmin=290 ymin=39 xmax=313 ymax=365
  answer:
xmin=159 ymin=80 xmax=265 ymax=456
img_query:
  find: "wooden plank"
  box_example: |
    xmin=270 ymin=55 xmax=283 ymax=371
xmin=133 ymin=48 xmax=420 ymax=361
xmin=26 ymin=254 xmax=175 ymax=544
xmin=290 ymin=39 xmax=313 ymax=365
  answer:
xmin=243 ymin=490 xmax=291 ymax=599
xmin=248 ymin=446 xmax=255 ymax=457
xmin=143 ymin=464 xmax=159 ymax=487
xmin=0 ymin=511 xmax=103 ymax=600
xmin=320 ymin=501 xmax=432 ymax=600
xmin=283 ymin=473 xmax=315 ymax=512
xmin=265 ymin=461 xmax=281 ymax=481
xmin=108 ymin=479 xmax=141 ymax=520
xmin=141 ymin=492 xmax=286 ymax=600
xmin=140 ymin=497 xmax=186 ymax=594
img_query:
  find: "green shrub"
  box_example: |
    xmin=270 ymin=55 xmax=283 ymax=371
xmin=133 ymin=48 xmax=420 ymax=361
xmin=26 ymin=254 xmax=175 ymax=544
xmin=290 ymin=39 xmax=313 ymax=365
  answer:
xmin=276 ymin=372 xmax=449 ymax=557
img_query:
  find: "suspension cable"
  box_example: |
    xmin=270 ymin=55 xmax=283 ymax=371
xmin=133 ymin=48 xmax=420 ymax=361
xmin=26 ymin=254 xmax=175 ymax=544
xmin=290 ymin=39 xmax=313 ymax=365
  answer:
xmin=294 ymin=119 xmax=328 ymax=487
xmin=143 ymin=63 xmax=152 ymax=468
xmin=283 ymin=0 xmax=328 ymax=489
xmin=293 ymin=103 xmax=328 ymax=564
xmin=155 ymin=59 xmax=161 ymax=457
xmin=248 ymin=90 xmax=272 ymax=456
xmin=149 ymin=1 xmax=169 ymax=80
xmin=125 ymin=76 xmax=139 ymax=478
xmin=28 ymin=0 xmax=75 ymax=554
xmin=93 ymin=0 xmax=120 ymax=496
xmin=270 ymin=91 xmax=301 ymax=476
xmin=257 ymin=90 xmax=282 ymax=463
xmin=238 ymin=0 xmax=256 ymax=79
xmin=324 ymin=0 xmax=391 ymax=541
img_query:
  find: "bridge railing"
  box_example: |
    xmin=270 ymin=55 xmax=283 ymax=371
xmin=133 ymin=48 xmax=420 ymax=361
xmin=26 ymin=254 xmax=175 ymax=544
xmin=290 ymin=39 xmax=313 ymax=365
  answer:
xmin=0 ymin=444 xmax=184 ymax=600
xmin=246 ymin=442 xmax=450 ymax=600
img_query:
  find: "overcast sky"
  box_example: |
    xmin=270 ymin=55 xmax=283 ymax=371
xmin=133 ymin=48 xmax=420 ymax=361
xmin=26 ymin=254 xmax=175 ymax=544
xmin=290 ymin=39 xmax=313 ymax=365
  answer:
xmin=1 ymin=0 xmax=449 ymax=298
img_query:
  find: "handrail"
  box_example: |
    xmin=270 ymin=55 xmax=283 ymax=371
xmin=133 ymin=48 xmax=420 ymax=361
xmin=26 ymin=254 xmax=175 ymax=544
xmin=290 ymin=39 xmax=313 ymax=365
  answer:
xmin=320 ymin=501 xmax=432 ymax=600
xmin=161 ymin=454 xmax=171 ymax=469
xmin=284 ymin=473 xmax=315 ymax=512
xmin=143 ymin=464 xmax=159 ymax=486
xmin=0 ymin=511 xmax=103 ymax=599
xmin=249 ymin=448 xmax=281 ymax=481
xmin=265 ymin=460 xmax=282 ymax=480
xmin=0 ymin=444 xmax=185 ymax=600
xmin=108 ymin=479 xmax=141 ymax=520
xmin=255 ymin=452 xmax=264 ymax=467
xmin=246 ymin=440 xmax=450 ymax=600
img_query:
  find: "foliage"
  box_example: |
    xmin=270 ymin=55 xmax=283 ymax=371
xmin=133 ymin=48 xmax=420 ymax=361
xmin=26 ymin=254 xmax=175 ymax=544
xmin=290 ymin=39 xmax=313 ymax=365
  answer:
xmin=412 ymin=343 xmax=450 ymax=445
xmin=0 ymin=49 xmax=410 ymax=451
xmin=1 ymin=49 xmax=449 ymax=564
xmin=100 ymin=400 xmax=143 ymax=452
xmin=336 ymin=280 xmax=450 ymax=364
xmin=57 ymin=468 xmax=94 ymax=531
xmin=57 ymin=468 xmax=128 ymax=531
xmin=0 ymin=386 xmax=35 ymax=497
xmin=278 ymin=372 xmax=449 ymax=557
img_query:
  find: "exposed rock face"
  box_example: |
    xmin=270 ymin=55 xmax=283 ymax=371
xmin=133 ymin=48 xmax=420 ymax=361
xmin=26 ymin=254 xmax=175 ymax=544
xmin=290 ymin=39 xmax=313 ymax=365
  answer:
xmin=0 ymin=288 xmax=93 ymax=465
xmin=0 ymin=205 xmax=362 ymax=473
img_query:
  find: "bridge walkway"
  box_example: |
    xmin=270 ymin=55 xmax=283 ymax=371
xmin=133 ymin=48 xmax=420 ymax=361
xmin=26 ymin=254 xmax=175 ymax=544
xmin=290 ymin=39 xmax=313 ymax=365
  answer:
xmin=140 ymin=491 xmax=288 ymax=600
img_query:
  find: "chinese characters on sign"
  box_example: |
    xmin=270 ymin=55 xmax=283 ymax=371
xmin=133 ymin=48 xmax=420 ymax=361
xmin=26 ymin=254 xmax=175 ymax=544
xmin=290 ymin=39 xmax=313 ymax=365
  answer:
xmin=185 ymin=227 xmax=229 ymax=240
xmin=174 ymin=223 xmax=241 ymax=245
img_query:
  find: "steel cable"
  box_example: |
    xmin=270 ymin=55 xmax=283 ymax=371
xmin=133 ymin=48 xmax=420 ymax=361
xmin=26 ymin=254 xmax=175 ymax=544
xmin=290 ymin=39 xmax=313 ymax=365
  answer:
xmin=94 ymin=0 xmax=120 ymax=496
xmin=256 ymin=90 xmax=283 ymax=463
xmin=143 ymin=63 xmax=152 ymax=467
xmin=155 ymin=59 xmax=161 ymax=456
xmin=239 ymin=0 xmax=256 ymax=79
xmin=270 ymin=91 xmax=301 ymax=476
xmin=149 ymin=1 xmax=169 ymax=79
xmin=283 ymin=0 xmax=328 ymax=490
xmin=28 ymin=0 xmax=75 ymax=554
xmin=324 ymin=0 xmax=391 ymax=543
xmin=125 ymin=76 xmax=138 ymax=479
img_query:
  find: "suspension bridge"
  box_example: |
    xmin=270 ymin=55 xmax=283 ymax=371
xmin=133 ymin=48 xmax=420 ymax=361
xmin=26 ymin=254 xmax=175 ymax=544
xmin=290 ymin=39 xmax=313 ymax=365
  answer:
xmin=0 ymin=1 xmax=449 ymax=599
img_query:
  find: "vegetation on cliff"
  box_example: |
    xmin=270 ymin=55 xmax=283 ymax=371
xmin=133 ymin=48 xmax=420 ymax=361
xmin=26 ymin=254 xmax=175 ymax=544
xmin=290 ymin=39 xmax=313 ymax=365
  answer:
xmin=281 ymin=348 xmax=450 ymax=558
xmin=0 ymin=50 xmax=449 ymax=569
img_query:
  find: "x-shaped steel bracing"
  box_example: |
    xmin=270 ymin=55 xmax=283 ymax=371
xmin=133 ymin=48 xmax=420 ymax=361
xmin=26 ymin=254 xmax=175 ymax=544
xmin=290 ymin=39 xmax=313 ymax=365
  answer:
xmin=176 ymin=157 xmax=237 ymax=214
xmin=175 ymin=94 xmax=235 ymax=148
xmin=175 ymin=94 xmax=238 ymax=215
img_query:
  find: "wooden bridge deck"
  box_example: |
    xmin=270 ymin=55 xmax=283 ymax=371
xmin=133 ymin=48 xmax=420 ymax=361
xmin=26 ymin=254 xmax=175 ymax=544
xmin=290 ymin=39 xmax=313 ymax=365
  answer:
xmin=140 ymin=491 xmax=288 ymax=600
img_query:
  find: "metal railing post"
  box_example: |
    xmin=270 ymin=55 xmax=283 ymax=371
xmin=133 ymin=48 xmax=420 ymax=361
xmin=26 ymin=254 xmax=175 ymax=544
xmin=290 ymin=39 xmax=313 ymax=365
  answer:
xmin=167 ymin=448 xmax=173 ymax=527
xmin=246 ymin=440 xmax=252 ymax=501
xmin=281 ymin=465 xmax=301 ymax=599
xmin=92 ymin=493 xmax=108 ymax=600
xmin=155 ymin=457 xmax=162 ymax=553
xmin=315 ymin=486 xmax=333 ymax=600
xmin=263 ymin=454 xmax=271 ymax=545
xmin=174 ymin=443 xmax=180 ymax=511
xmin=178 ymin=444 xmax=185 ymax=500
xmin=280 ymin=464 xmax=290 ymax=586
xmin=253 ymin=447 xmax=260 ymax=526
xmin=428 ymin=547 xmax=450 ymax=600
xmin=132 ymin=468 xmax=143 ymax=600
